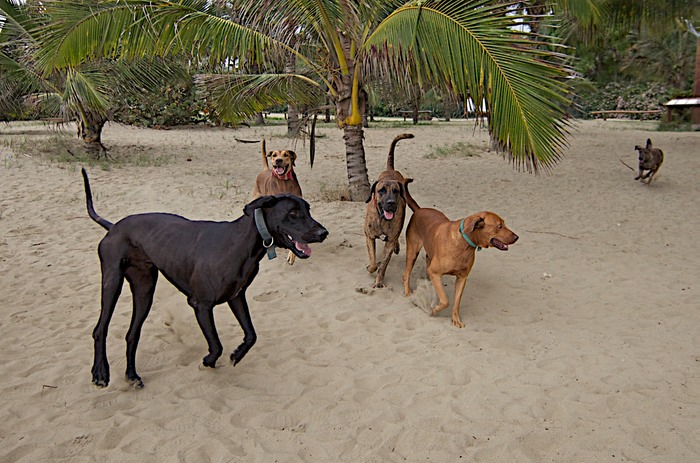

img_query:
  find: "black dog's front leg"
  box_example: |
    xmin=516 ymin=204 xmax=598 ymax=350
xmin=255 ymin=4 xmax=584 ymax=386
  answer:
xmin=228 ymin=294 xmax=257 ymax=365
xmin=189 ymin=297 xmax=223 ymax=368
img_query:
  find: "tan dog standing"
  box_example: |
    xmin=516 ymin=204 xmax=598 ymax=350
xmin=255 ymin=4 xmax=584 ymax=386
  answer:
xmin=252 ymin=139 xmax=304 ymax=264
xmin=364 ymin=133 xmax=418 ymax=288
xmin=403 ymin=208 xmax=518 ymax=327
xmin=634 ymin=138 xmax=664 ymax=185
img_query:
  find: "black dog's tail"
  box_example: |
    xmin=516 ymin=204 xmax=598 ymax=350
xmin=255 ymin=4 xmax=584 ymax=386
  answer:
xmin=81 ymin=167 xmax=113 ymax=231
xmin=386 ymin=133 xmax=414 ymax=171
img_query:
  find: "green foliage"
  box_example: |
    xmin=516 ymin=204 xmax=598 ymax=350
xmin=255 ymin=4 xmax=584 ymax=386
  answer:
xmin=112 ymin=79 xmax=204 ymax=127
xmin=573 ymin=82 xmax=672 ymax=120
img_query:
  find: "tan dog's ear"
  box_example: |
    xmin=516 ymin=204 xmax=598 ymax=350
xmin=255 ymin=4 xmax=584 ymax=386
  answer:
xmin=267 ymin=151 xmax=274 ymax=158
xmin=366 ymin=181 xmax=378 ymax=203
xmin=461 ymin=215 xmax=485 ymax=233
xmin=288 ymin=151 xmax=297 ymax=166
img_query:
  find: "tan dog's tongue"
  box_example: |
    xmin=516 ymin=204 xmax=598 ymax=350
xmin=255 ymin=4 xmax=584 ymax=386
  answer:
xmin=274 ymin=167 xmax=285 ymax=175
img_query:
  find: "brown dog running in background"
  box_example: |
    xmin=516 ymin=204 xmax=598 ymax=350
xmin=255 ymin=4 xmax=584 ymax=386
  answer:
xmin=403 ymin=208 xmax=518 ymax=328
xmin=364 ymin=133 xmax=418 ymax=288
xmin=252 ymin=139 xmax=304 ymax=264
xmin=634 ymin=138 xmax=664 ymax=185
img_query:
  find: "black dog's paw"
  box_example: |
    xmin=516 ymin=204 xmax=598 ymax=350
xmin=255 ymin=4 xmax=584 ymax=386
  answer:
xmin=92 ymin=377 xmax=109 ymax=388
xmin=202 ymin=354 xmax=218 ymax=368
xmin=91 ymin=365 xmax=110 ymax=387
xmin=230 ymin=344 xmax=252 ymax=366
xmin=230 ymin=350 xmax=244 ymax=366
xmin=126 ymin=374 xmax=144 ymax=389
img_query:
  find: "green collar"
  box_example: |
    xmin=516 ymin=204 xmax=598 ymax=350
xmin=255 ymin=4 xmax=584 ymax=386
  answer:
xmin=459 ymin=219 xmax=481 ymax=251
xmin=254 ymin=209 xmax=277 ymax=260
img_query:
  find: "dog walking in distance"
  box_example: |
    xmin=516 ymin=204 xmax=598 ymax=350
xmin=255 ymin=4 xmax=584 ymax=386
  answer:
xmin=634 ymin=138 xmax=664 ymax=185
xmin=82 ymin=168 xmax=328 ymax=388
xmin=364 ymin=133 xmax=419 ymax=288
xmin=403 ymin=207 xmax=518 ymax=328
xmin=252 ymin=139 xmax=304 ymax=264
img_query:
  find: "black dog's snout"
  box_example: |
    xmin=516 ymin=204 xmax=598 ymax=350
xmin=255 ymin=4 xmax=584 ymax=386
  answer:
xmin=317 ymin=227 xmax=329 ymax=242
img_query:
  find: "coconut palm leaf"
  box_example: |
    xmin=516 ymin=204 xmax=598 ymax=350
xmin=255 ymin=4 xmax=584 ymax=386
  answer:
xmin=366 ymin=0 xmax=572 ymax=172
xmin=194 ymin=72 xmax=325 ymax=122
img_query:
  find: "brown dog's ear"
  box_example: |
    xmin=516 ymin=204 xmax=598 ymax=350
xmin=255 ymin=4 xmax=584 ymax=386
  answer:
xmin=646 ymin=139 xmax=652 ymax=149
xmin=267 ymin=151 xmax=274 ymax=158
xmin=366 ymin=181 xmax=378 ymax=203
xmin=288 ymin=151 xmax=297 ymax=166
xmin=472 ymin=217 xmax=485 ymax=231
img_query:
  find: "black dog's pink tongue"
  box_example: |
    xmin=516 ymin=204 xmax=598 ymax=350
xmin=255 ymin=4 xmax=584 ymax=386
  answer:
xmin=295 ymin=241 xmax=312 ymax=256
xmin=383 ymin=211 xmax=394 ymax=220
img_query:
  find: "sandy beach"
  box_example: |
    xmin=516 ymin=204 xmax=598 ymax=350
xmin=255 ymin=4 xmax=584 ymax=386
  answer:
xmin=1 ymin=117 xmax=698 ymax=462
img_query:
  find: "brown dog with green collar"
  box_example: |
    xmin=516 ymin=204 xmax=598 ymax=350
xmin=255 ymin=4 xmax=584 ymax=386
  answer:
xmin=403 ymin=208 xmax=518 ymax=328
xmin=364 ymin=133 xmax=418 ymax=288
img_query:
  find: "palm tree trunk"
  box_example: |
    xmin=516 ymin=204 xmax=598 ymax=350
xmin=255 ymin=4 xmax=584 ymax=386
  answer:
xmin=285 ymin=48 xmax=301 ymax=137
xmin=343 ymin=124 xmax=370 ymax=201
xmin=77 ymin=114 xmax=108 ymax=157
xmin=693 ymin=36 xmax=700 ymax=127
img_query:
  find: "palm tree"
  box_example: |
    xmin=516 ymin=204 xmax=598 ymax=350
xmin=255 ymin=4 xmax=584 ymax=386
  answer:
xmin=1 ymin=0 xmax=187 ymax=154
xmin=39 ymin=0 xmax=574 ymax=200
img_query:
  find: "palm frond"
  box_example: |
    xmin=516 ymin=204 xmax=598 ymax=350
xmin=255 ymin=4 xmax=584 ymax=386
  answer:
xmin=37 ymin=0 xmax=291 ymax=73
xmin=366 ymin=0 xmax=573 ymax=173
xmin=194 ymin=72 xmax=324 ymax=123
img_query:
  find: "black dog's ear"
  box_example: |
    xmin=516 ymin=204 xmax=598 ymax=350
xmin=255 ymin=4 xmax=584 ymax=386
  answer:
xmin=244 ymin=195 xmax=280 ymax=216
xmin=366 ymin=181 xmax=378 ymax=203
xmin=646 ymin=139 xmax=652 ymax=149
xmin=473 ymin=217 xmax=485 ymax=230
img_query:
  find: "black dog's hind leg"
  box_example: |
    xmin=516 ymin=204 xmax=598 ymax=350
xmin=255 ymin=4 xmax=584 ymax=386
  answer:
xmin=189 ymin=297 xmax=223 ymax=368
xmin=123 ymin=263 xmax=158 ymax=388
xmin=228 ymin=294 xmax=257 ymax=365
xmin=92 ymin=261 xmax=125 ymax=387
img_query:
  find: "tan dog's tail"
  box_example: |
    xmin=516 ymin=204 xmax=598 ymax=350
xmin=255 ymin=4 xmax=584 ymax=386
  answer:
xmin=404 ymin=178 xmax=420 ymax=212
xmin=261 ymin=139 xmax=269 ymax=170
xmin=387 ymin=133 xmax=415 ymax=170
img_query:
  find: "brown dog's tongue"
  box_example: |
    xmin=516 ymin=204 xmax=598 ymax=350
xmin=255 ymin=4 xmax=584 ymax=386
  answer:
xmin=383 ymin=211 xmax=394 ymax=220
xmin=274 ymin=167 xmax=285 ymax=176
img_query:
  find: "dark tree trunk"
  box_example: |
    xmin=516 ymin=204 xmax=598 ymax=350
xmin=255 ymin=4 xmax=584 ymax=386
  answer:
xmin=343 ymin=124 xmax=370 ymax=201
xmin=693 ymin=37 xmax=700 ymax=127
xmin=77 ymin=115 xmax=108 ymax=158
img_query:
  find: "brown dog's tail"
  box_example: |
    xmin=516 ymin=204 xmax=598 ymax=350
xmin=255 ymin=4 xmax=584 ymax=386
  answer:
xmin=386 ymin=133 xmax=415 ymax=170
xmin=404 ymin=178 xmax=420 ymax=212
xmin=81 ymin=168 xmax=113 ymax=231
xmin=261 ymin=138 xmax=269 ymax=170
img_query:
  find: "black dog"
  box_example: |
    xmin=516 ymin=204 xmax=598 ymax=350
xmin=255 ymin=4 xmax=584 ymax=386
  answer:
xmin=634 ymin=138 xmax=664 ymax=185
xmin=82 ymin=168 xmax=328 ymax=388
